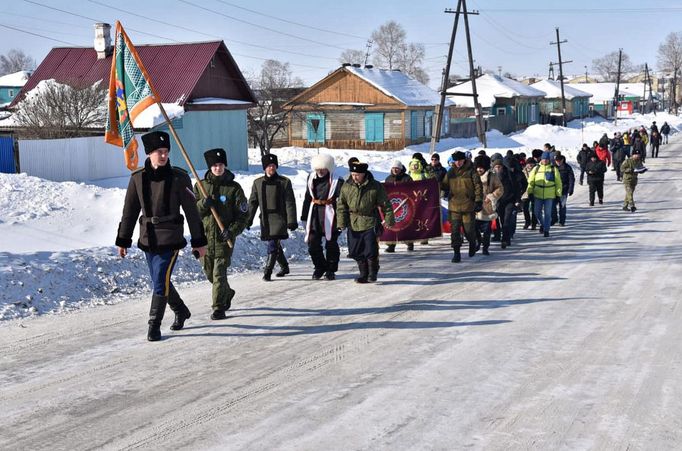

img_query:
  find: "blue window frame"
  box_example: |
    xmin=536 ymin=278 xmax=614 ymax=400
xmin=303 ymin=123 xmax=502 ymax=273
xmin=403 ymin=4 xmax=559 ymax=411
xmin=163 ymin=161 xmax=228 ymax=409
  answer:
xmin=364 ymin=112 xmax=384 ymax=143
xmin=306 ymin=113 xmax=325 ymax=144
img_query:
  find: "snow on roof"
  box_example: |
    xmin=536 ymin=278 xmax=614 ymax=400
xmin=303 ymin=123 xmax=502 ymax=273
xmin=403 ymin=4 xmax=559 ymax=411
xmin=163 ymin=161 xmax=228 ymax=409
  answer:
xmin=188 ymin=97 xmax=253 ymax=105
xmin=318 ymin=101 xmax=374 ymax=106
xmin=570 ymin=83 xmax=646 ymax=103
xmin=447 ymin=74 xmax=545 ymax=108
xmin=346 ymin=67 xmax=451 ymax=107
xmin=0 ymin=70 xmax=31 ymax=87
xmin=530 ymin=79 xmax=592 ymax=100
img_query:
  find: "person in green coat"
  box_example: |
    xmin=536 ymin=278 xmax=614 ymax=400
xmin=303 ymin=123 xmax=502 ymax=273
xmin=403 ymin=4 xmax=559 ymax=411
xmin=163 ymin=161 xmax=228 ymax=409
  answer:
xmin=621 ymin=149 xmax=647 ymax=212
xmin=441 ymin=151 xmax=483 ymax=263
xmin=337 ymin=161 xmax=395 ymax=283
xmin=194 ymin=148 xmax=249 ymax=320
xmin=247 ymin=154 xmax=298 ymax=281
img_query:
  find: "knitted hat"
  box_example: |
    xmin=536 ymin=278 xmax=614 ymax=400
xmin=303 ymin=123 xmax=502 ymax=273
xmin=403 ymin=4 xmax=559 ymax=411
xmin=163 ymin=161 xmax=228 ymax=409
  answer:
xmin=491 ymin=157 xmax=504 ymax=168
xmin=262 ymin=153 xmax=278 ymax=169
xmin=311 ymin=154 xmax=335 ymax=172
xmin=142 ymin=131 xmax=170 ymax=154
xmin=390 ymin=159 xmax=404 ymax=170
xmin=204 ymin=148 xmax=227 ymax=167
xmin=541 ymin=151 xmax=551 ymax=160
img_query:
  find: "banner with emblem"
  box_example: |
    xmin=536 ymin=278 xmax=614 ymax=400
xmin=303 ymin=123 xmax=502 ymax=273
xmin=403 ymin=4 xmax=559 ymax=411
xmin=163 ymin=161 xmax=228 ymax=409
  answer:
xmin=104 ymin=21 xmax=159 ymax=171
xmin=380 ymin=178 xmax=443 ymax=242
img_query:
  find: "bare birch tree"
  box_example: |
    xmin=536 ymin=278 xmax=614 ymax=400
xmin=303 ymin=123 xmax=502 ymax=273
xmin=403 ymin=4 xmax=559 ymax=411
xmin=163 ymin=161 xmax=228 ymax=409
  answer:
xmin=370 ymin=21 xmax=429 ymax=84
xmin=339 ymin=49 xmax=366 ymax=66
xmin=592 ymin=51 xmax=634 ymax=82
xmin=0 ymin=49 xmax=36 ymax=75
xmin=657 ymin=32 xmax=682 ymax=112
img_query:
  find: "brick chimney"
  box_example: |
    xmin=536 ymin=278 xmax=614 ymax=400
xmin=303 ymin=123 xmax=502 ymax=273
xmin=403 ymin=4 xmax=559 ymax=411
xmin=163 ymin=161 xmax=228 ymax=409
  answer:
xmin=94 ymin=23 xmax=112 ymax=59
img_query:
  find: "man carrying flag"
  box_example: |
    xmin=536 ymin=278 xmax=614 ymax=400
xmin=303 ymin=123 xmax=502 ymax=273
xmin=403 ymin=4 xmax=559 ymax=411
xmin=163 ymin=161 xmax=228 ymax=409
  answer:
xmin=108 ymin=22 xmax=207 ymax=341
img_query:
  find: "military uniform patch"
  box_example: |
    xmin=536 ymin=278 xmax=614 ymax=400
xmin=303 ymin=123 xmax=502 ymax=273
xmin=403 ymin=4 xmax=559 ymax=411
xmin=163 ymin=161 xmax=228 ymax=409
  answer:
xmin=239 ymin=200 xmax=248 ymax=213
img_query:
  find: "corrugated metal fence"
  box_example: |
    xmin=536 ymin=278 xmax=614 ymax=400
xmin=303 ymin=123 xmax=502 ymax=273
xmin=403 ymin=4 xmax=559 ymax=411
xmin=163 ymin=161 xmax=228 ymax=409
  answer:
xmin=18 ymin=135 xmax=138 ymax=182
xmin=0 ymin=135 xmax=16 ymax=173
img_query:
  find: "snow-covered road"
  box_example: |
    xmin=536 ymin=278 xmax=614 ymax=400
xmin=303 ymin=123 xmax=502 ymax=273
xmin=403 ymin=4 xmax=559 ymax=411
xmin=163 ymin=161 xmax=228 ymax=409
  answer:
xmin=2 ymin=144 xmax=681 ymax=450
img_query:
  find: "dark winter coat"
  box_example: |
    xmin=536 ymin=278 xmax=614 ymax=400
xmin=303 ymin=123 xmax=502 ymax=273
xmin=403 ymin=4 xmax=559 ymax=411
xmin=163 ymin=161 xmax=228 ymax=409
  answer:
xmin=585 ymin=159 xmax=607 ymax=183
xmin=495 ymin=167 xmax=519 ymax=207
xmin=504 ymin=155 xmax=528 ymax=201
xmin=429 ymin=163 xmax=448 ymax=183
xmin=337 ymin=177 xmax=394 ymax=232
xmin=661 ymin=123 xmax=671 ymax=135
xmin=116 ymin=159 xmax=207 ymax=252
xmin=599 ymin=134 xmax=610 ymax=149
xmin=384 ymin=171 xmax=412 ymax=184
xmin=301 ymin=173 xmax=344 ymax=234
xmin=194 ymin=170 xmax=249 ymax=258
xmin=441 ymin=159 xmax=483 ymax=213
xmin=632 ymin=138 xmax=646 ymax=156
xmin=577 ymin=147 xmax=591 ymax=169
xmin=556 ymin=162 xmax=575 ymax=196
xmin=247 ymin=172 xmax=297 ymax=241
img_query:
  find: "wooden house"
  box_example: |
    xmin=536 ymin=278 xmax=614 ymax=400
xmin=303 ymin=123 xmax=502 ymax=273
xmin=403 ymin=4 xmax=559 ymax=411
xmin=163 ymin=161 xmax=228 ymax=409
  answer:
xmin=447 ymin=74 xmax=545 ymax=133
xmin=530 ymin=79 xmax=592 ymax=123
xmin=0 ymin=71 xmax=30 ymax=110
xmin=9 ymin=24 xmax=256 ymax=171
xmin=284 ymin=64 xmax=452 ymax=150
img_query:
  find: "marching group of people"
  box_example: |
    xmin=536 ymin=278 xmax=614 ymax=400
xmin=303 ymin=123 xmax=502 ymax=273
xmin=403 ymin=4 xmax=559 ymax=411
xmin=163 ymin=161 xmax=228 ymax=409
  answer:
xmin=116 ymin=122 xmax=661 ymax=340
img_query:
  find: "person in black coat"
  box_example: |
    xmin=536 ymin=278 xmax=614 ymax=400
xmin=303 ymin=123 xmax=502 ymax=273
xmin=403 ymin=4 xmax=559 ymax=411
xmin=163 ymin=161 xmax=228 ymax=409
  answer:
xmin=585 ymin=153 xmax=607 ymax=206
xmin=492 ymin=157 xmax=519 ymax=248
xmin=660 ymin=122 xmax=671 ymax=144
xmin=554 ymin=154 xmax=575 ymax=225
xmin=576 ymin=143 xmax=591 ymax=185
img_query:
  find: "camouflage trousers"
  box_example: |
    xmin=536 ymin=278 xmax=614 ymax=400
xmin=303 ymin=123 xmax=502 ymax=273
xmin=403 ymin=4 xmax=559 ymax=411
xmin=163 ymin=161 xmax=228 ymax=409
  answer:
xmin=624 ymin=184 xmax=636 ymax=208
xmin=202 ymin=255 xmax=236 ymax=311
xmin=449 ymin=211 xmax=477 ymax=248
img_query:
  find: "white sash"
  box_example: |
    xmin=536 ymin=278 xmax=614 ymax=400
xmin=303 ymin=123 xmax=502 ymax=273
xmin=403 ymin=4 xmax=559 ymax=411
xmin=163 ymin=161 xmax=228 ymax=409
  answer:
xmin=304 ymin=172 xmax=339 ymax=243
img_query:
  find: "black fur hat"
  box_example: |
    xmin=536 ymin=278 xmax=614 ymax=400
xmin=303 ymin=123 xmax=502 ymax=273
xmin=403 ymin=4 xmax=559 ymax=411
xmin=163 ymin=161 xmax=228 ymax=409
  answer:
xmin=473 ymin=155 xmax=491 ymax=171
xmin=141 ymin=131 xmax=170 ymax=154
xmin=262 ymin=153 xmax=278 ymax=169
xmin=204 ymin=148 xmax=227 ymax=167
xmin=349 ymin=161 xmax=369 ymax=173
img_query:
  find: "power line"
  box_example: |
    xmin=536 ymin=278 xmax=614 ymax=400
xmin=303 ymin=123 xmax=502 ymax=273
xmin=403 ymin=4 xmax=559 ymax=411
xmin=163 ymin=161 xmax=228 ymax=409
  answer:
xmin=213 ymin=0 xmax=368 ymax=40
xmin=178 ymin=0 xmax=348 ymax=51
xmin=0 ymin=22 xmax=80 ymax=46
xmin=477 ymin=7 xmax=682 ymax=14
xmin=87 ymin=0 xmax=338 ymax=61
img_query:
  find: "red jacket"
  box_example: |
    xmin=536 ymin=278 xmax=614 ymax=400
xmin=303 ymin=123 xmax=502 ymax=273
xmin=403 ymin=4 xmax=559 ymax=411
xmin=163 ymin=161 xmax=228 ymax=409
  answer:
xmin=594 ymin=145 xmax=611 ymax=166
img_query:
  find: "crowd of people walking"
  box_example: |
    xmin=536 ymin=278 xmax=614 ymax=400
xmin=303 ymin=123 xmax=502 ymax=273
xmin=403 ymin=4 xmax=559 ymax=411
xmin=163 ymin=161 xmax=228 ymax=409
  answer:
xmin=115 ymin=119 xmax=664 ymax=340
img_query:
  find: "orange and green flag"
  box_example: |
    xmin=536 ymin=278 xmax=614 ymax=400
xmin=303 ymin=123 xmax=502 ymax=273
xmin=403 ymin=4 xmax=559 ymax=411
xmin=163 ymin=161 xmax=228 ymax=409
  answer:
xmin=105 ymin=21 xmax=159 ymax=170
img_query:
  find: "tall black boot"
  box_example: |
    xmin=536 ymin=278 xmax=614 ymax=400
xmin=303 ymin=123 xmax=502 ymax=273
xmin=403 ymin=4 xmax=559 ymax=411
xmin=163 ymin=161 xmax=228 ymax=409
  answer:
xmin=451 ymin=247 xmax=461 ymax=263
xmin=263 ymin=253 xmax=277 ymax=281
xmin=367 ymin=257 xmax=380 ymax=282
xmin=275 ymin=249 xmax=290 ymax=277
xmin=148 ymin=294 xmax=167 ymax=342
xmin=355 ymin=260 xmax=369 ymax=283
xmin=167 ymin=286 xmax=191 ymax=331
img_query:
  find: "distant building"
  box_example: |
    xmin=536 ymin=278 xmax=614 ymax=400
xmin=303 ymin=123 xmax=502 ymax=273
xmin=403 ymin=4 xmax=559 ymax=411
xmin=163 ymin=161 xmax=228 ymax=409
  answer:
xmin=9 ymin=23 xmax=256 ymax=170
xmin=284 ymin=64 xmax=452 ymax=150
xmin=0 ymin=71 xmax=31 ymax=109
xmin=530 ymin=79 xmax=592 ymax=124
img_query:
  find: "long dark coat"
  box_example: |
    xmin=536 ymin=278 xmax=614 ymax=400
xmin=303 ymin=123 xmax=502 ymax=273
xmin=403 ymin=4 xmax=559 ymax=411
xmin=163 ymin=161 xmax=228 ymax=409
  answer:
xmin=247 ymin=172 xmax=297 ymax=241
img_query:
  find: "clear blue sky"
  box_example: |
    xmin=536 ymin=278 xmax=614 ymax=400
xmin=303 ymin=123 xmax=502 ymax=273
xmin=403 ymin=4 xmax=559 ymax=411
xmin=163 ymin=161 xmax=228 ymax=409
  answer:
xmin=2 ymin=0 xmax=682 ymax=88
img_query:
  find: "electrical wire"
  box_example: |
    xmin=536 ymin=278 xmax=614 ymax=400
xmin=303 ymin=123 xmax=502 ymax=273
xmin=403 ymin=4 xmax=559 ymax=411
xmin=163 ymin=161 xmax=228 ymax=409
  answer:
xmin=0 ymin=22 xmax=80 ymax=46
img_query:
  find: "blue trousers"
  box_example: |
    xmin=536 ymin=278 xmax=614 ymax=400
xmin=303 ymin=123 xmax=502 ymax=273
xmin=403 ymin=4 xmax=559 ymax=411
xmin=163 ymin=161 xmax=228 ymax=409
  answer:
xmin=145 ymin=250 xmax=179 ymax=296
xmin=534 ymin=198 xmax=554 ymax=232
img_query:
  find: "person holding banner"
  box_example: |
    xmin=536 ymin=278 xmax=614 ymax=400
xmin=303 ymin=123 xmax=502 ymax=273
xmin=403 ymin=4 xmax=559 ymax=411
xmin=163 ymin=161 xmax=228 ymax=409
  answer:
xmin=194 ymin=148 xmax=249 ymax=320
xmin=115 ymin=131 xmax=208 ymax=342
xmin=441 ymin=151 xmax=483 ymax=263
xmin=384 ymin=160 xmax=413 ymax=253
xmin=247 ymin=154 xmax=298 ymax=281
xmin=337 ymin=161 xmax=395 ymax=283
xmin=301 ymin=154 xmax=344 ymax=280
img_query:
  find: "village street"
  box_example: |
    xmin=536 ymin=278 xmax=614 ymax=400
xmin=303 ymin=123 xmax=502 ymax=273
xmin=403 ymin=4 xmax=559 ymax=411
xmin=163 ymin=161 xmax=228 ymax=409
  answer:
xmin=1 ymin=143 xmax=681 ymax=450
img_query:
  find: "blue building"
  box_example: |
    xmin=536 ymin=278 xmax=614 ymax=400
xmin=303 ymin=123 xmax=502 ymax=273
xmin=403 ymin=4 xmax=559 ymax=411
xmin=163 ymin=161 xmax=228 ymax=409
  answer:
xmin=0 ymin=71 xmax=30 ymax=109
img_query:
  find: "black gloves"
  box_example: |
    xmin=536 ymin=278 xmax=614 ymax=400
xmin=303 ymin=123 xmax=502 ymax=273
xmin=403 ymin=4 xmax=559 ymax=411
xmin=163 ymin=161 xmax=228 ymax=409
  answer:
xmin=219 ymin=228 xmax=234 ymax=242
xmin=203 ymin=195 xmax=216 ymax=209
xmin=287 ymin=223 xmax=298 ymax=231
xmin=474 ymin=201 xmax=483 ymax=213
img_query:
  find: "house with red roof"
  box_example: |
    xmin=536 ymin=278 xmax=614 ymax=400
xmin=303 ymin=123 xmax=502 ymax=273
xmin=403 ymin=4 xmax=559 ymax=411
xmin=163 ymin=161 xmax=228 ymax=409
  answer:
xmin=10 ymin=23 xmax=256 ymax=171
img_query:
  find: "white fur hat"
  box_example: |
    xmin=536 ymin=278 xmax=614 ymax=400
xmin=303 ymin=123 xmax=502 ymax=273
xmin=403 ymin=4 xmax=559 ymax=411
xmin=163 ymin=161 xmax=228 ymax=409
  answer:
xmin=391 ymin=159 xmax=404 ymax=169
xmin=311 ymin=153 xmax=335 ymax=172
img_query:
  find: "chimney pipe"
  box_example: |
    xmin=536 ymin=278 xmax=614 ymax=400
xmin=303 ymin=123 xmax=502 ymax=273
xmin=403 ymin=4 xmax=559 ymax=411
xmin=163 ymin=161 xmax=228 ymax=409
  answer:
xmin=94 ymin=23 xmax=113 ymax=59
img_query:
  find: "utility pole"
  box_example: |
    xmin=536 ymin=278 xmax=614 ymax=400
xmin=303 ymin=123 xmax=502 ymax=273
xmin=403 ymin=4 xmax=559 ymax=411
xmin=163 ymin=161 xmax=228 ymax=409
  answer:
xmin=430 ymin=0 xmax=484 ymax=153
xmin=461 ymin=0 xmax=486 ymax=147
xmin=498 ymin=66 xmax=502 ymax=77
xmin=645 ymin=64 xmax=656 ymax=115
xmin=584 ymin=65 xmax=588 ymax=83
xmin=673 ymin=69 xmax=678 ymax=115
xmin=548 ymin=62 xmax=555 ymax=81
xmin=550 ymin=28 xmax=571 ymax=126
xmin=614 ymin=48 xmax=623 ymax=125
xmin=363 ymin=40 xmax=373 ymax=66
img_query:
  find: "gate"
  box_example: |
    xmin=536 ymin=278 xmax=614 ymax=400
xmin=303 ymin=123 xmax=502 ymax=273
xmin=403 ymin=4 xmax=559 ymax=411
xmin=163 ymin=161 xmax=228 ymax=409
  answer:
xmin=0 ymin=135 xmax=16 ymax=173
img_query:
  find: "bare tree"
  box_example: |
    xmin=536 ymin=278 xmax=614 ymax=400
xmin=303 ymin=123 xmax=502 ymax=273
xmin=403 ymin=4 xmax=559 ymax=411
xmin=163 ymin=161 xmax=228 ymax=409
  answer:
xmin=371 ymin=21 xmax=406 ymax=70
xmin=657 ymin=32 xmax=682 ymax=112
xmin=592 ymin=51 xmax=634 ymax=82
xmin=14 ymin=80 xmax=107 ymax=138
xmin=247 ymin=59 xmax=305 ymax=156
xmin=0 ymin=49 xmax=36 ymax=76
xmin=396 ymin=42 xmax=429 ymax=84
xmin=370 ymin=21 xmax=429 ymax=84
xmin=339 ymin=49 xmax=366 ymax=66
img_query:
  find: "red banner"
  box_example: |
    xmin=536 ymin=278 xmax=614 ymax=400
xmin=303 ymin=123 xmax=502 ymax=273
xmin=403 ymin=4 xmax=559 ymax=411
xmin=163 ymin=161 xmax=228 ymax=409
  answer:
xmin=380 ymin=179 xmax=443 ymax=242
